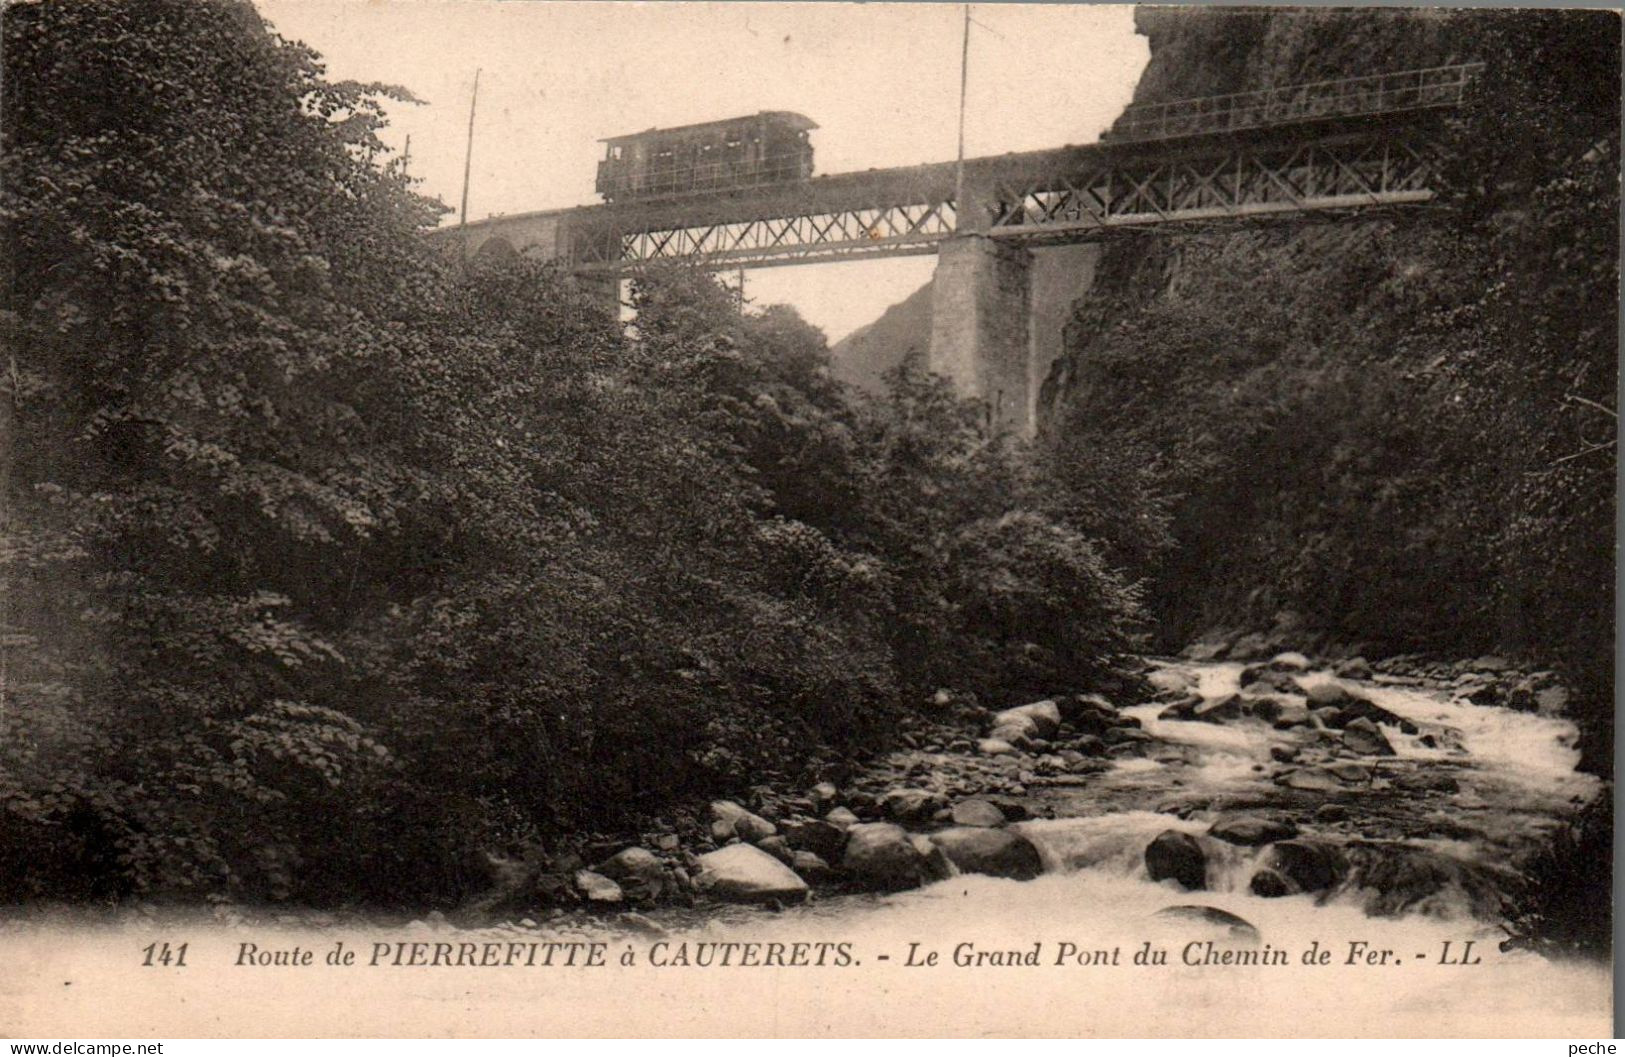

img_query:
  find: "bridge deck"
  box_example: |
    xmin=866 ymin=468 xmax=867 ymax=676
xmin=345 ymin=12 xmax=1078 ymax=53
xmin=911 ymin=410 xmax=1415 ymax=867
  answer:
xmin=450 ymin=65 xmax=1477 ymax=271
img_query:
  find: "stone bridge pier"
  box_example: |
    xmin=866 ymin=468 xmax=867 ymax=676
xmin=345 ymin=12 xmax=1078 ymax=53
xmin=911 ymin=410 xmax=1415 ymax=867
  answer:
xmin=928 ymin=236 xmax=1098 ymax=438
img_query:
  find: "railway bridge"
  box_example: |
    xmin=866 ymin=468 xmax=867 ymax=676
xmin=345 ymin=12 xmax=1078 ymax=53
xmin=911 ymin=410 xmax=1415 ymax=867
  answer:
xmin=451 ymin=64 xmax=1480 ymax=435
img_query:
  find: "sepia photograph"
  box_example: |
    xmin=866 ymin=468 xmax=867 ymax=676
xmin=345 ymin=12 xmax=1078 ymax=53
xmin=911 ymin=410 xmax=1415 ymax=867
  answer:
xmin=0 ymin=0 xmax=1617 ymax=1040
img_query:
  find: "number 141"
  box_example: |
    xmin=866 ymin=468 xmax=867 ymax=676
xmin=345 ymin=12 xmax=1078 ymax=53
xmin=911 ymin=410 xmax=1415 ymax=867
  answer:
xmin=141 ymin=941 xmax=188 ymax=967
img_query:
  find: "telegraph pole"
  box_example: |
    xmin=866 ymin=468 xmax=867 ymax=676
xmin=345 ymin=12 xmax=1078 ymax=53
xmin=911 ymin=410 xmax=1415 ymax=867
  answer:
xmin=458 ymin=68 xmax=482 ymax=253
xmin=954 ymin=4 xmax=971 ymax=226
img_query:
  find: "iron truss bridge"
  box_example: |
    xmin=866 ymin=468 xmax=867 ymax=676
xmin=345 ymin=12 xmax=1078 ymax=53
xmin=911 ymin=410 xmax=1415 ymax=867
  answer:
xmin=455 ymin=64 xmax=1479 ymax=273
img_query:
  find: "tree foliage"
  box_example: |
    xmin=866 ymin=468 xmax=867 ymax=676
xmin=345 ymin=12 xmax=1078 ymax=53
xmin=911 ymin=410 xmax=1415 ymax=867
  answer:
xmin=1 ymin=0 xmax=1143 ymax=905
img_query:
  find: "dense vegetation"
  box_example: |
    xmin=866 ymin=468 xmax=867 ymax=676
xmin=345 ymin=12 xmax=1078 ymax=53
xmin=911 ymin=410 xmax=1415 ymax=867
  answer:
xmin=0 ymin=0 xmax=1142 ymax=905
xmin=1042 ymin=7 xmax=1619 ymax=770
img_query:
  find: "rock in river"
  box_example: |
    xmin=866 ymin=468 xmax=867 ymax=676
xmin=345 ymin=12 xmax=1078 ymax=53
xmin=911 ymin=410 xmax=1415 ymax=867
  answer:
xmin=1145 ymin=830 xmax=1207 ymax=890
xmin=1251 ymin=840 xmax=1349 ymax=896
xmin=950 ymin=799 xmax=1008 ymax=828
xmin=881 ymin=787 xmax=948 ymax=826
xmin=929 ymin=827 xmax=1043 ymax=880
xmin=592 ymin=847 xmax=666 ymax=902
xmin=842 ymin=822 xmax=927 ymax=890
xmin=1341 ymin=717 xmax=1396 ymax=756
xmin=574 ymin=870 xmax=624 ymax=905
xmin=710 ymin=800 xmax=777 ymax=843
xmin=990 ymin=700 xmax=1063 ymax=740
xmin=1208 ymin=815 xmax=1298 ymax=847
xmin=782 ymin=818 xmax=848 ymax=861
xmin=694 ymin=843 xmax=809 ymax=904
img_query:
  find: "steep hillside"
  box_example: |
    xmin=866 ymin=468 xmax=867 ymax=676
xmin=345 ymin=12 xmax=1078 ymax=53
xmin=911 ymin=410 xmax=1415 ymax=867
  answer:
xmin=830 ymin=277 xmax=933 ymax=391
xmin=1039 ymin=8 xmax=1619 ymax=767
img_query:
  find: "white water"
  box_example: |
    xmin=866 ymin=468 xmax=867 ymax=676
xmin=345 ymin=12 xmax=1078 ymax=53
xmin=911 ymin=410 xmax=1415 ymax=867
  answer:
xmin=678 ymin=657 xmax=1611 ymax=1035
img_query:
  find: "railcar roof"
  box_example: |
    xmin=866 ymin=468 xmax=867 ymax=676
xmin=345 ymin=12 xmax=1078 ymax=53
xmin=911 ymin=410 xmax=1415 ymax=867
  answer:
xmin=600 ymin=111 xmax=818 ymax=144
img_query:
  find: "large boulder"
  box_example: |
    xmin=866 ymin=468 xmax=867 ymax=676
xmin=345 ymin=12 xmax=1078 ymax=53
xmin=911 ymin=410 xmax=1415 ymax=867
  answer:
xmin=880 ymin=787 xmax=948 ymax=827
xmin=1240 ymin=666 xmax=1301 ymax=695
xmin=1341 ymin=717 xmax=1396 ymax=756
xmin=983 ymin=796 xmax=1031 ymax=822
xmin=574 ymin=870 xmax=624 ymax=905
xmin=910 ymin=835 xmax=958 ymax=882
xmin=1152 ymin=904 xmax=1260 ymax=942
xmin=1157 ymin=694 xmax=1203 ymax=721
xmin=990 ymin=700 xmax=1062 ymax=740
xmin=1251 ymin=840 xmax=1349 ymax=896
xmin=950 ymin=799 xmax=1008 ymax=828
xmin=756 ymin=835 xmax=796 ymax=866
xmin=1305 ymin=680 xmax=1356 ymax=707
xmin=1269 ymin=651 xmax=1312 ymax=672
xmin=825 ymin=806 xmax=860 ymax=828
xmin=693 ymin=843 xmax=809 ymax=904
xmin=1274 ymin=767 xmax=1347 ymax=793
xmin=1332 ymin=696 xmax=1419 ymax=734
xmin=1208 ymin=815 xmax=1298 ymax=847
xmin=710 ymin=800 xmax=777 ymax=843
xmin=842 ymin=822 xmax=927 ymax=890
xmin=1059 ymin=693 xmax=1120 ymax=729
xmin=928 ymin=827 xmax=1043 ymax=880
xmin=791 ymin=850 xmax=834 ymax=884
xmin=1147 ymin=669 xmax=1194 ymax=696
xmin=1190 ymin=693 xmax=1246 ymax=724
xmin=1145 ymin=830 xmax=1207 ymax=890
xmin=592 ymin=847 xmax=666 ymax=902
xmin=782 ymin=818 xmax=848 ymax=861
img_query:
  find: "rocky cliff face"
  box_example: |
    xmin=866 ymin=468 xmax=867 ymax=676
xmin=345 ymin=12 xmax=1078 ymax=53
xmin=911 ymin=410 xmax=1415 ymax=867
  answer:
xmin=1039 ymin=8 xmax=1618 ymax=771
xmin=1041 ymin=7 xmax=1463 ymax=427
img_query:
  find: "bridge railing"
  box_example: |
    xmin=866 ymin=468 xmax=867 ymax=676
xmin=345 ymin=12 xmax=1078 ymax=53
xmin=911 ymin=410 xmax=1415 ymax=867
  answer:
xmin=1107 ymin=63 xmax=1484 ymax=143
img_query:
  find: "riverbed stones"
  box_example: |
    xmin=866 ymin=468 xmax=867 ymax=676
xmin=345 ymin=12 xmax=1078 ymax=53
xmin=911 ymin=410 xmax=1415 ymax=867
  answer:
xmin=977 ymin=738 xmax=1017 ymax=756
xmin=1269 ymin=651 xmax=1312 ymax=672
xmin=782 ymin=818 xmax=847 ymax=861
xmin=1061 ymin=692 xmax=1120 ymax=726
xmin=1240 ymin=666 xmax=1301 ymax=694
xmin=991 ymin=700 xmax=1062 ymax=740
xmin=1148 ymin=669 xmax=1194 ymax=695
xmin=1335 ymin=657 xmax=1373 ymax=680
xmin=791 ymin=850 xmax=833 ymax=884
xmin=910 ymin=835 xmax=958 ymax=882
xmin=825 ymin=806 xmax=860 ymax=829
xmin=881 ymin=787 xmax=948 ymax=826
xmin=842 ymin=822 xmax=926 ymax=890
xmin=593 ymin=847 xmax=666 ymax=902
xmin=1305 ymin=680 xmax=1356 ymax=707
xmin=574 ymin=870 xmax=624 ymax=904
xmin=1252 ymin=840 xmax=1348 ymax=896
xmin=1145 ymin=830 xmax=1207 ymax=890
xmin=811 ymin=782 xmax=840 ymax=810
xmin=929 ymin=827 xmax=1042 ymax=880
xmin=1208 ymin=815 xmax=1298 ymax=847
xmin=951 ymin=798 xmax=1007 ymax=828
xmin=1274 ymin=766 xmax=1345 ymax=793
xmin=693 ymin=843 xmax=809 ymax=904
xmin=1157 ymin=693 xmax=1202 ymax=721
xmin=1191 ymin=693 xmax=1245 ymax=723
xmin=756 ymin=835 xmax=796 ymax=866
xmin=1341 ymin=717 xmax=1396 ymax=756
xmin=710 ymin=800 xmax=777 ymax=843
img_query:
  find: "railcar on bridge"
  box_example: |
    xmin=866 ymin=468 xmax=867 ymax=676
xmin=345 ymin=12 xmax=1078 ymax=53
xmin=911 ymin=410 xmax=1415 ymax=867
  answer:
xmin=595 ymin=111 xmax=817 ymax=203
